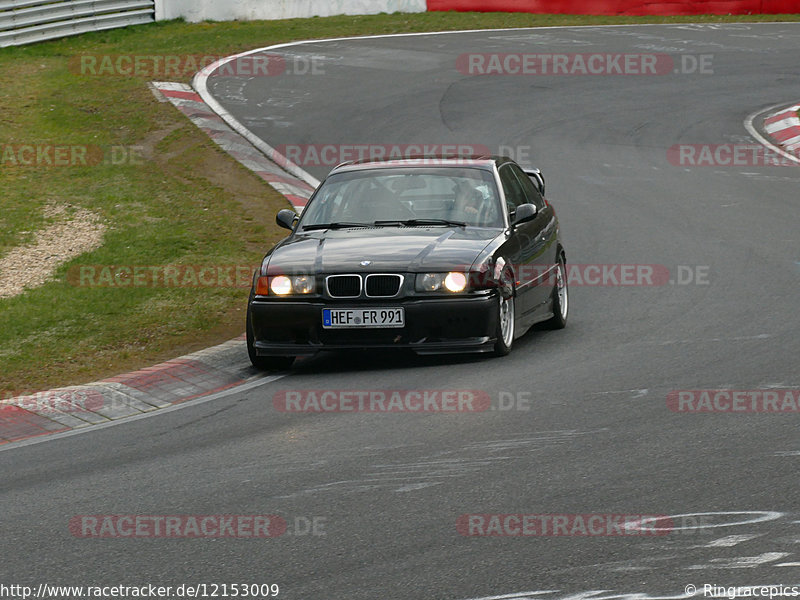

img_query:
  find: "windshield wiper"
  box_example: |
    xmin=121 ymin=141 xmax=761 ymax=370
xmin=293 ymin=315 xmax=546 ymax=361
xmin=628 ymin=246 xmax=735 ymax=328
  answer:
xmin=373 ymin=219 xmax=466 ymax=228
xmin=302 ymin=222 xmax=373 ymax=231
xmin=304 ymin=219 xmax=467 ymax=230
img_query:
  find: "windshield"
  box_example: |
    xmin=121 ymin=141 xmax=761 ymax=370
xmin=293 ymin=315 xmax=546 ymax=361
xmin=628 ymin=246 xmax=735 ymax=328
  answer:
xmin=299 ymin=167 xmax=503 ymax=228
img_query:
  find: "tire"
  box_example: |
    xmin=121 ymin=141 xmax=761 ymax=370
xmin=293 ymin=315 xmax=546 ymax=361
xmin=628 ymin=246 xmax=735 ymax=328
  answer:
xmin=246 ymin=306 xmax=295 ymax=371
xmin=493 ymin=269 xmax=516 ymax=356
xmin=542 ymin=253 xmax=568 ymax=330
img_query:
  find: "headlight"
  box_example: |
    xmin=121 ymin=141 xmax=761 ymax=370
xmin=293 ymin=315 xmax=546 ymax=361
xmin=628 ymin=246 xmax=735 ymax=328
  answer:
xmin=270 ymin=275 xmax=293 ymax=295
xmin=291 ymin=275 xmax=315 ymax=294
xmin=444 ymin=272 xmax=467 ymax=292
xmin=255 ymin=275 xmax=315 ymax=296
xmin=415 ymin=272 xmax=467 ymax=293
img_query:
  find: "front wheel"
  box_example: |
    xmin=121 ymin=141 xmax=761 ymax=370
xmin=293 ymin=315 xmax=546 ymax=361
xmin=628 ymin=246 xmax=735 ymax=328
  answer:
xmin=493 ymin=271 xmax=516 ymax=356
xmin=542 ymin=254 xmax=568 ymax=329
xmin=246 ymin=307 xmax=295 ymax=371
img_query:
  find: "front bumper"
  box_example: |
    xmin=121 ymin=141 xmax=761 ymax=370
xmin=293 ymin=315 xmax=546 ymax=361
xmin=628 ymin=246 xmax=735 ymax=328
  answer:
xmin=248 ymin=293 xmax=499 ymax=356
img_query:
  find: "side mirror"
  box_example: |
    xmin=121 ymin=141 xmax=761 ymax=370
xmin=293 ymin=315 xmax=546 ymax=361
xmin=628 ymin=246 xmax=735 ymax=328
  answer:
xmin=524 ymin=168 xmax=545 ymax=196
xmin=276 ymin=209 xmax=298 ymax=231
xmin=512 ymin=203 xmax=537 ymax=226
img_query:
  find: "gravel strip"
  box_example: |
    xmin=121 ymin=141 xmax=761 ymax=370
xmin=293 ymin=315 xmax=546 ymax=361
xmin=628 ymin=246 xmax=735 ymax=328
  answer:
xmin=0 ymin=205 xmax=106 ymax=298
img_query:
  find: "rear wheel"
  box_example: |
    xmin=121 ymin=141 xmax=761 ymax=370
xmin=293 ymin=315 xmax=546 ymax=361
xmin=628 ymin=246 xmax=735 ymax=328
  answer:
xmin=493 ymin=269 xmax=516 ymax=356
xmin=542 ymin=253 xmax=568 ymax=329
xmin=246 ymin=306 xmax=295 ymax=371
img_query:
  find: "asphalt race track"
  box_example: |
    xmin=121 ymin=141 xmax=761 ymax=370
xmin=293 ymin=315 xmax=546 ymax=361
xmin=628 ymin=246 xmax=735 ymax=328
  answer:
xmin=3 ymin=23 xmax=800 ymax=600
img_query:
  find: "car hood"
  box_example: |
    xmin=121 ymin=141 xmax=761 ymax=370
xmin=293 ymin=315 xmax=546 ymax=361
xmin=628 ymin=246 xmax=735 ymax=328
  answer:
xmin=266 ymin=227 xmax=500 ymax=273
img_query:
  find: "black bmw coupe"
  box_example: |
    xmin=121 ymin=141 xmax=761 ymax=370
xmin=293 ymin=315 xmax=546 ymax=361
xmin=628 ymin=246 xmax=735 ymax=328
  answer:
xmin=246 ymin=155 xmax=567 ymax=369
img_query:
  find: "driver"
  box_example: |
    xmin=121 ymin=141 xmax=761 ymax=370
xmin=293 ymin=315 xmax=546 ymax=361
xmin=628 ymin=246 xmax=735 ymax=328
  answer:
xmin=451 ymin=182 xmax=483 ymax=223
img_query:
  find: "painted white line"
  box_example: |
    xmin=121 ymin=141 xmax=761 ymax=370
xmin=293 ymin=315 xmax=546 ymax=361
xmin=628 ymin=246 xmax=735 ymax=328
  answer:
xmin=744 ymin=102 xmax=800 ymax=166
xmin=459 ymin=592 xmax=557 ymax=600
xmin=700 ymin=552 xmax=790 ymax=569
xmin=460 ymin=591 xmax=698 ymax=600
xmin=638 ymin=511 xmax=783 ymax=532
xmin=703 ymin=533 xmax=761 ymax=547
xmin=589 ymin=388 xmax=648 ymax=398
xmin=0 ymin=373 xmax=286 ymax=453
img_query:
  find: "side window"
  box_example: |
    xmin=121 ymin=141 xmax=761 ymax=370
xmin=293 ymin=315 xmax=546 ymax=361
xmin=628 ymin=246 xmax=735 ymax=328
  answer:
xmin=499 ymin=164 xmax=527 ymax=214
xmin=510 ymin=165 xmax=545 ymax=210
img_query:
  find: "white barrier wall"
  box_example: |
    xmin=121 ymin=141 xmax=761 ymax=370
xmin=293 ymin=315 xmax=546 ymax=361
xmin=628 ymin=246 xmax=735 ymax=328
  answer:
xmin=155 ymin=0 xmax=426 ymax=22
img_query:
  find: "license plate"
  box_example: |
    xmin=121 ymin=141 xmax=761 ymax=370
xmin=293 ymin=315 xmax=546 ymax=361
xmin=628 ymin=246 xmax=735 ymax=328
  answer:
xmin=322 ymin=308 xmax=404 ymax=329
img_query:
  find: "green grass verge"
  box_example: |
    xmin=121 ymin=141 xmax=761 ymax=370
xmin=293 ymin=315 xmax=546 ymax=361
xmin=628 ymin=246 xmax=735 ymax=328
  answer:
xmin=1 ymin=11 xmax=799 ymax=395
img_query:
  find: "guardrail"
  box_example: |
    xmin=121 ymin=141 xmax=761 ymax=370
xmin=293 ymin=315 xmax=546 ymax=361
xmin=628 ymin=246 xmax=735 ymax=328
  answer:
xmin=0 ymin=0 xmax=155 ymax=48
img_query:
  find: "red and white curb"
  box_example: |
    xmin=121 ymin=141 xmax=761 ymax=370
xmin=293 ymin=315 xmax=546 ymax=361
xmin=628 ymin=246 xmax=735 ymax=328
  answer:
xmin=0 ymin=337 xmax=260 ymax=445
xmin=151 ymin=82 xmax=315 ymax=212
xmin=763 ymin=103 xmax=800 ymax=158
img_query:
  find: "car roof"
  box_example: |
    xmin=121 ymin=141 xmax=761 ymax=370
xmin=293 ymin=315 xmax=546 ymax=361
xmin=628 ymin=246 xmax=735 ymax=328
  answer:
xmin=328 ymin=154 xmax=512 ymax=174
